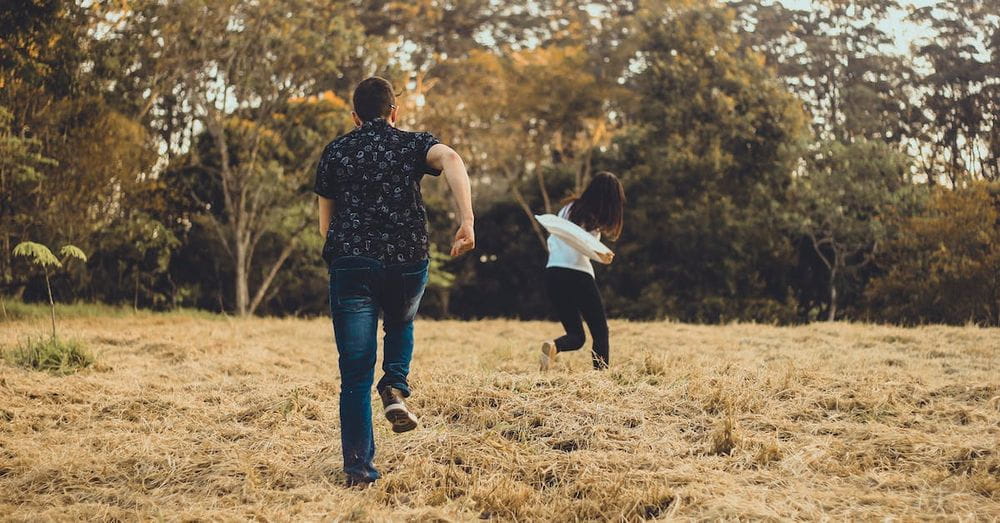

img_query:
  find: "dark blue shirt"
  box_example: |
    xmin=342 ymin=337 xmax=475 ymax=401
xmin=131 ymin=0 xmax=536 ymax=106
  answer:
xmin=314 ymin=118 xmax=441 ymax=265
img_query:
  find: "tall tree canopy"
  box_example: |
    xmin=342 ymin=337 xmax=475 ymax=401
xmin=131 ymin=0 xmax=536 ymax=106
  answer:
xmin=3 ymin=0 xmax=998 ymax=325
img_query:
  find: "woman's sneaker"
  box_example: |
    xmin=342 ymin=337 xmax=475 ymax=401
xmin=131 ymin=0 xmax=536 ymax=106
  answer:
xmin=378 ymin=386 xmax=419 ymax=433
xmin=539 ymin=341 xmax=558 ymax=371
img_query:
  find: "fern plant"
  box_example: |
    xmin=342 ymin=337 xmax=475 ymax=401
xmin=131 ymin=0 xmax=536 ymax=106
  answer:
xmin=12 ymin=242 xmax=87 ymax=339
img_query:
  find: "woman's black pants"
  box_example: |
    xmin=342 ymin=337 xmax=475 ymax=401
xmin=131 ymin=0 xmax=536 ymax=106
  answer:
xmin=544 ymin=267 xmax=609 ymax=369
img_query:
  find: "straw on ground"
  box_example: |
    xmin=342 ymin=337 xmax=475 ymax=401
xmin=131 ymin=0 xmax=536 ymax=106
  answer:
xmin=1 ymin=316 xmax=997 ymax=520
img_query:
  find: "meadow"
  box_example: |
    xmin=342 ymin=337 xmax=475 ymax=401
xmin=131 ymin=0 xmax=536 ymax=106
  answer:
xmin=1 ymin=313 xmax=998 ymax=521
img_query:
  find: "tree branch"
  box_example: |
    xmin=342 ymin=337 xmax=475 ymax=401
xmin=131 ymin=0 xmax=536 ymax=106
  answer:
xmin=192 ymin=193 xmax=234 ymax=260
xmin=248 ymin=221 xmax=309 ymax=315
xmin=536 ymin=165 xmax=552 ymax=214
xmin=511 ymin=182 xmax=549 ymax=252
xmin=808 ymin=232 xmax=834 ymax=271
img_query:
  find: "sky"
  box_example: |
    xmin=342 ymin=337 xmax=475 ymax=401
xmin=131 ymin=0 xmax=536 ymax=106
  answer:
xmin=776 ymin=0 xmax=939 ymax=55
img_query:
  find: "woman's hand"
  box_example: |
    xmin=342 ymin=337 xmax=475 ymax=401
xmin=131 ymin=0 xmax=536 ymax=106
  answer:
xmin=597 ymin=250 xmax=615 ymax=264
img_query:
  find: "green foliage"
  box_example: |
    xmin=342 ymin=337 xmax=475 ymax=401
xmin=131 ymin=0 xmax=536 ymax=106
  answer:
xmin=0 ymin=299 xmax=222 ymax=322
xmin=866 ymin=183 xmax=1000 ymax=325
xmin=0 ymin=106 xmax=56 ymax=185
xmin=4 ymin=336 xmax=93 ymax=375
xmin=58 ymin=245 xmax=87 ymax=263
xmin=13 ymin=241 xmax=61 ymax=268
xmin=733 ymin=0 xmax=913 ymax=144
xmin=114 ymin=0 xmax=366 ymax=315
xmin=598 ymin=5 xmax=809 ymax=322
xmin=88 ymin=210 xmax=179 ymax=308
xmin=788 ymin=140 xmax=919 ymax=320
xmin=428 ymin=245 xmax=457 ymax=290
xmin=13 ymin=241 xmax=87 ymax=270
xmin=735 ymin=0 xmax=998 ymax=184
xmin=12 ymin=241 xmax=88 ymax=338
xmin=907 ymin=0 xmax=1000 ymax=183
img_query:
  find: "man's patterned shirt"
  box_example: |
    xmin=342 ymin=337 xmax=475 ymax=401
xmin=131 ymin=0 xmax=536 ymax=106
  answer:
xmin=314 ymin=118 xmax=440 ymax=265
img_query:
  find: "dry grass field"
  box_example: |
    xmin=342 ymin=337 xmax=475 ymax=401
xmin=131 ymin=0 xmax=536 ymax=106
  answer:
xmin=1 ymin=314 xmax=998 ymax=521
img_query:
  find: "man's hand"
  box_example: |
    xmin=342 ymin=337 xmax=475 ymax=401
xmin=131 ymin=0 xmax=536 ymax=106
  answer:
xmin=597 ymin=250 xmax=615 ymax=264
xmin=451 ymin=222 xmax=475 ymax=257
xmin=428 ymin=143 xmax=476 ymax=257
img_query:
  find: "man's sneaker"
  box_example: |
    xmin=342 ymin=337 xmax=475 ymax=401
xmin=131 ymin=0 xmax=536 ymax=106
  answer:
xmin=345 ymin=476 xmax=375 ymax=489
xmin=539 ymin=340 xmax=558 ymax=371
xmin=379 ymin=386 xmax=418 ymax=433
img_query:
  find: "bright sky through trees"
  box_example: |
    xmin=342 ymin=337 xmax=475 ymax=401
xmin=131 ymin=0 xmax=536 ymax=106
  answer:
xmin=778 ymin=0 xmax=936 ymax=55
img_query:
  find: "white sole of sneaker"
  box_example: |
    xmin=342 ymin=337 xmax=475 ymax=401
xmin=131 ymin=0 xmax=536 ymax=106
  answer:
xmin=539 ymin=341 xmax=557 ymax=371
xmin=384 ymin=403 xmax=418 ymax=433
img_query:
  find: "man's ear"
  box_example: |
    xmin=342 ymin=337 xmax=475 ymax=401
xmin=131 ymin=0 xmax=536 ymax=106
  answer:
xmin=389 ymin=105 xmax=398 ymax=124
xmin=351 ymin=111 xmax=362 ymax=127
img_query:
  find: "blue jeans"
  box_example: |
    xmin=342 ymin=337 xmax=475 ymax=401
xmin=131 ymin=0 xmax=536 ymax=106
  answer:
xmin=328 ymin=256 xmax=429 ymax=482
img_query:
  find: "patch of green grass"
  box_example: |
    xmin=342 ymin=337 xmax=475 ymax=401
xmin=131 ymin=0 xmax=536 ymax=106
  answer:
xmin=1 ymin=300 xmax=132 ymax=321
xmin=0 ymin=299 xmax=222 ymax=322
xmin=4 ymin=337 xmax=94 ymax=375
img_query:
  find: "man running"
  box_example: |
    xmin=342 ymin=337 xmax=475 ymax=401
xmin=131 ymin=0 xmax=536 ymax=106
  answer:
xmin=314 ymin=76 xmax=475 ymax=486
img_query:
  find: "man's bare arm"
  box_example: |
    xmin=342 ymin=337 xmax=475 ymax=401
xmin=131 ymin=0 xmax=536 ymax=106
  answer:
xmin=427 ymin=143 xmax=475 ymax=256
xmin=318 ymin=196 xmax=335 ymax=238
xmin=427 ymin=144 xmax=473 ymax=226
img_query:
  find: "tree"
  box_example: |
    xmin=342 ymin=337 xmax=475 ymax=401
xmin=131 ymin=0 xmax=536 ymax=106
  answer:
xmin=908 ymin=0 xmax=999 ymax=184
xmin=789 ymin=140 xmax=915 ymax=321
xmin=732 ymin=0 xmax=914 ymax=145
xmin=420 ymin=43 xmax=627 ymax=252
xmin=107 ymin=0 xmax=366 ymax=315
xmin=0 ymin=107 xmax=56 ymax=289
xmin=866 ymin=182 xmax=1000 ymax=325
xmin=88 ymin=210 xmax=179 ymax=311
xmin=598 ymin=4 xmax=810 ymax=322
xmin=12 ymin=242 xmax=86 ymax=338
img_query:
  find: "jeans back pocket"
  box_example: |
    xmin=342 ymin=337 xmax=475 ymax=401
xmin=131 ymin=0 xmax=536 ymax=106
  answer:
xmin=330 ymin=267 xmax=375 ymax=312
xmin=397 ymin=266 xmax=429 ymax=322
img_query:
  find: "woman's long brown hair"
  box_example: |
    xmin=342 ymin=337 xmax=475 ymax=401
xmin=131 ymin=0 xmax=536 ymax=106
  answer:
xmin=566 ymin=171 xmax=626 ymax=240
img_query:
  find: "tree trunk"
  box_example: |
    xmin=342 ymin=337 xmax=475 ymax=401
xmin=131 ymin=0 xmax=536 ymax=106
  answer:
xmin=577 ymin=147 xmax=594 ymax=194
xmin=809 ymin=234 xmax=839 ymax=323
xmin=536 ymin=168 xmax=552 ymax=214
xmin=511 ymin=184 xmax=549 ymax=252
xmin=235 ymin=243 xmax=250 ymax=316
xmin=247 ymin=239 xmax=298 ymax=316
xmin=2 ymin=232 xmax=9 ymax=285
xmin=166 ymin=273 xmax=177 ymax=310
xmin=437 ymin=287 xmax=451 ymax=319
xmin=44 ymin=268 xmax=56 ymax=339
xmin=826 ymin=268 xmax=837 ymax=322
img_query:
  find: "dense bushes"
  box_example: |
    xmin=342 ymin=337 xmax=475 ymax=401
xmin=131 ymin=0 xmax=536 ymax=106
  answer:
xmin=866 ymin=183 xmax=1000 ymax=325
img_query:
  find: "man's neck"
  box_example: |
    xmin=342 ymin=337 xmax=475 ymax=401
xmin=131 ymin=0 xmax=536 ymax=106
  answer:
xmin=360 ymin=117 xmax=394 ymax=128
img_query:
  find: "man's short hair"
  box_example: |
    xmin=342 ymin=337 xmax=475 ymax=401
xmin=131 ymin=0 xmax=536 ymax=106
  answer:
xmin=352 ymin=77 xmax=396 ymax=122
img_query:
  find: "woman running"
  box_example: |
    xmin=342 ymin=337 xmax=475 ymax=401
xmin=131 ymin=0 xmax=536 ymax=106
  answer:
xmin=539 ymin=171 xmax=625 ymax=371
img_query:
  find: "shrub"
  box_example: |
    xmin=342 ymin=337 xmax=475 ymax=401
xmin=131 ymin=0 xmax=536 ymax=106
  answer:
xmin=866 ymin=182 xmax=1000 ymax=325
xmin=4 ymin=336 xmax=94 ymax=375
xmin=11 ymin=241 xmax=87 ymax=338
